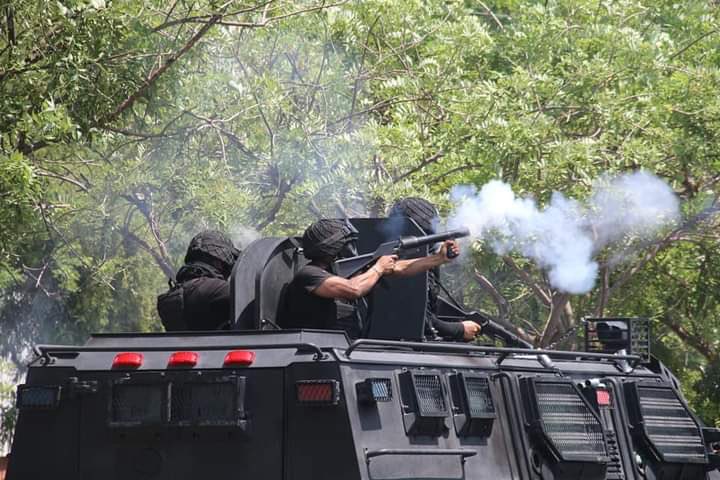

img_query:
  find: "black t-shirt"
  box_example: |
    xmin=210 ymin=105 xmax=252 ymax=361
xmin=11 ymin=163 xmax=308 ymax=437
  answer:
xmin=181 ymin=277 xmax=231 ymax=330
xmin=278 ymin=264 xmax=361 ymax=336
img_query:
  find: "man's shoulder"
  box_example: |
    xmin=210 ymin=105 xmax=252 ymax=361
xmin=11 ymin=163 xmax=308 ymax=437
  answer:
xmin=297 ymin=264 xmax=330 ymax=275
xmin=293 ymin=264 xmax=333 ymax=288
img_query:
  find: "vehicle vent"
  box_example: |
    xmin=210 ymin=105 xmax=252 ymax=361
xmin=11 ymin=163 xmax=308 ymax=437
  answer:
xmin=16 ymin=385 xmax=62 ymax=411
xmin=369 ymin=378 xmax=392 ymax=401
xmin=356 ymin=378 xmax=392 ymax=405
xmin=448 ymin=373 xmax=495 ymax=437
xmin=464 ymin=376 xmax=494 ymax=417
xmin=413 ymin=374 xmax=447 ymax=416
xmin=521 ymin=378 xmax=608 ymax=466
xmin=398 ymin=370 xmax=448 ymax=436
xmin=171 ymin=380 xmax=243 ymax=425
xmin=625 ymin=383 xmax=706 ymax=464
xmin=110 ymin=383 xmax=165 ymax=426
xmin=638 ymin=387 xmax=705 ymax=460
xmin=535 ymin=382 xmax=606 ymax=458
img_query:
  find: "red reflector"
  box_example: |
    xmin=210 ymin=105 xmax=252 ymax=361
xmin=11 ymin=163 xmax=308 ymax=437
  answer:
xmin=597 ymin=389 xmax=611 ymax=406
xmin=224 ymin=350 xmax=255 ymax=367
xmin=112 ymin=352 xmax=143 ymax=369
xmin=168 ymin=351 xmax=198 ymax=367
xmin=296 ymin=380 xmax=339 ymax=405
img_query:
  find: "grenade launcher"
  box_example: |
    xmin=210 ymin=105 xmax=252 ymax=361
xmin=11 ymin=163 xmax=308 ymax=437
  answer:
xmin=332 ymin=227 xmax=471 ymax=279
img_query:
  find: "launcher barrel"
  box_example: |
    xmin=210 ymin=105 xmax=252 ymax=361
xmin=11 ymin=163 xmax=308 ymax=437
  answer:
xmin=397 ymin=227 xmax=471 ymax=250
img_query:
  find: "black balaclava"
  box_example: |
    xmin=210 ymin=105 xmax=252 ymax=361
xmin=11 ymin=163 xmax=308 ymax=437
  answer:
xmin=302 ymin=219 xmax=356 ymax=261
xmin=388 ymin=197 xmax=439 ymax=234
xmin=179 ymin=230 xmax=240 ymax=280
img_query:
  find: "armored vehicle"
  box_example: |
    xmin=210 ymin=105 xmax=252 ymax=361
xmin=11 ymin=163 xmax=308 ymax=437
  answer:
xmin=7 ymin=218 xmax=720 ymax=480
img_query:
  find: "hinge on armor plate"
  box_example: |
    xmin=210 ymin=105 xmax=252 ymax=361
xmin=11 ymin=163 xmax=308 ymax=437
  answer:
xmin=66 ymin=377 xmax=99 ymax=397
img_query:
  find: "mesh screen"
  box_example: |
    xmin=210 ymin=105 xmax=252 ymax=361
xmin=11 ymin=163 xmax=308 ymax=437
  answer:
xmin=413 ymin=374 xmax=447 ymax=416
xmin=630 ymin=319 xmax=651 ymax=362
xmin=171 ymin=382 xmax=236 ymax=423
xmin=18 ymin=386 xmax=59 ymax=409
xmin=370 ymin=378 xmax=392 ymax=401
xmin=464 ymin=377 xmax=494 ymax=417
xmin=638 ymin=387 xmax=705 ymax=461
xmin=535 ymin=382 xmax=606 ymax=458
xmin=111 ymin=384 xmax=163 ymax=424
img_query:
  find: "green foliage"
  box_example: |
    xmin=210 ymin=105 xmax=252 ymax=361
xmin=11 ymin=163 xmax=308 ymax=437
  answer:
xmin=0 ymin=359 xmax=18 ymax=452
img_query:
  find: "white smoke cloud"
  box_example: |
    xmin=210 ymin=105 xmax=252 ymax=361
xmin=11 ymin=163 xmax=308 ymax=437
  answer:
xmin=230 ymin=225 xmax=261 ymax=250
xmin=448 ymin=171 xmax=679 ymax=294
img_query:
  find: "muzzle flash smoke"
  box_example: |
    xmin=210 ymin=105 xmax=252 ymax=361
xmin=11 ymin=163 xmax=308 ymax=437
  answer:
xmin=449 ymin=171 xmax=680 ymax=294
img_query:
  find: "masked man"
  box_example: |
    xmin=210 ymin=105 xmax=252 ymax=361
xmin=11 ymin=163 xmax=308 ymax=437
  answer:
xmin=278 ymin=219 xmax=397 ymax=338
xmin=157 ymin=230 xmax=240 ymax=331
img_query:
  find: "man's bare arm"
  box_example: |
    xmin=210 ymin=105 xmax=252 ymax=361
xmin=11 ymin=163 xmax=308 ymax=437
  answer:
xmin=391 ymin=240 xmax=460 ymax=277
xmin=313 ymin=255 xmax=397 ymax=300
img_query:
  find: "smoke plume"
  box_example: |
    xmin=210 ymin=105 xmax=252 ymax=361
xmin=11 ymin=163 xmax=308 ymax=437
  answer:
xmin=448 ymin=171 xmax=680 ymax=294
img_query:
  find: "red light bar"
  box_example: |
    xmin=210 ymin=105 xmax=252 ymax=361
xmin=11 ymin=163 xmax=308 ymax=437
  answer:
xmin=168 ymin=351 xmax=198 ymax=367
xmin=596 ymin=389 xmax=611 ymax=406
xmin=223 ymin=350 xmax=255 ymax=367
xmin=296 ymin=380 xmax=339 ymax=405
xmin=112 ymin=352 xmax=143 ymax=369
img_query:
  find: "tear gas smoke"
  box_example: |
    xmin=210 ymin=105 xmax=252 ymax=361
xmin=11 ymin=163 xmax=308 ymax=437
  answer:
xmin=448 ymin=171 xmax=679 ymax=294
xmin=230 ymin=225 xmax=261 ymax=250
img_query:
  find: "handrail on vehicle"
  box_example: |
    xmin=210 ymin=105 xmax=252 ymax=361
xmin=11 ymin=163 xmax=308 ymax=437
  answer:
xmin=33 ymin=342 xmax=327 ymax=363
xmin=364 ymin=448 xmax=477 ymax=463
xmin=344 ymin=338 xmax=642 ymax=366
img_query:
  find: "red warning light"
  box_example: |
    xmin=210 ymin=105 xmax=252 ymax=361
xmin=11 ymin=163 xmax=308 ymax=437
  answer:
xmin=296 ymin=380 xmax=339 ymax=404
xmin=168 ymin=351 xmax=198 ymax=367
xmin=223 ymin=350 xmax=256 ymax=367
xmin=112 ymin=352 xmax=143 ymax=369
xmin=596 ymin=389 xmax=611 ymax=406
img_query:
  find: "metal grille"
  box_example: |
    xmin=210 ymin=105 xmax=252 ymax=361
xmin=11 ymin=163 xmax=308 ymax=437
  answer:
xmin=604 ymin=430 xmax=625 ymax=479
xmin=464 ymin=376 xmax=494 ymax=417
xmin=171 ymin=382 xmax=237 ymax=424
xmin=412 ymin=374 xmax=447 ymax=416
xmin=597 ymin=388 xmax=626 ymax=479
xmin=535 ymin=382 xmax=607 ymax=458
xmin=638 ymin=387 xmax=705 ymax=461
xmin=369 ymin=378 xmax=392 ymax=402
xmin=111 ymin=384 xmax=163 ymax=424
xmin=630 ymin=320 xmax=651 ymax=363
xmin=17 ymin=385 xmax=60 ymax=410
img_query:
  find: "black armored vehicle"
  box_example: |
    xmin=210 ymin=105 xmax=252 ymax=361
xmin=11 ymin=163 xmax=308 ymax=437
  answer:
xmin=7 ymin=218 xmax=720 ymax=480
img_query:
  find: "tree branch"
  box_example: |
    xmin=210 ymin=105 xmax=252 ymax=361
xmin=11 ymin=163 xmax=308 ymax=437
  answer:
xmin=539 ymin=293 xmax=570 ymax=347
xmin=660 ymin=312 xmax=717 ymax=361
xmin=503 ymin=256 xmax=552 ymax=307
xmin=122 ymin=228 xmax=175 ymax=279
xmin=473 ymin=270 xmax=510 ymax=320
xmin=102 ymin=14 xmax=223 ymax=126
xmin=34 ymin=169 xmax=89 ymax=192
xmin=121 ymin=193 xmax=172 ymax=271
xmin=394 ymin=149 xmax=445 ymax=182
